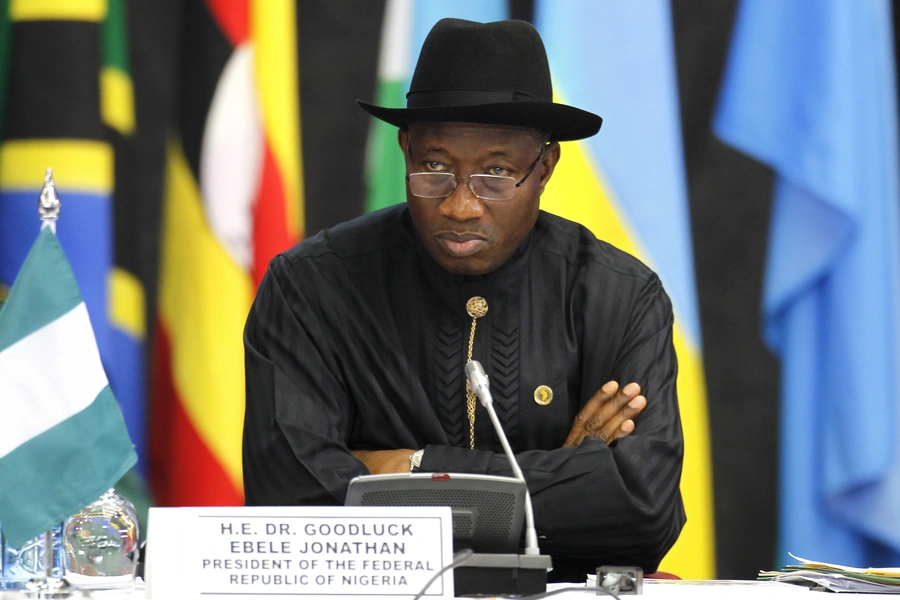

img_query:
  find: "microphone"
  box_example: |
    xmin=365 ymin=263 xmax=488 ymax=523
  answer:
xmin=465 ymin=360 xmax=540 ymax=556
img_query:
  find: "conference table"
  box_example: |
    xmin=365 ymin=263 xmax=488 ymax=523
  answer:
xmin=2 ymin=580 xmax=899 ymax=599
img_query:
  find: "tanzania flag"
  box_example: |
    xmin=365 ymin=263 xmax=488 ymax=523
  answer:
xmin=149 ymin=0 xmax=303 ymax=506
xmin=102 ymin=0 xmax=147 ymax=468
xmin=535 ymin=0 xmax=716 ymax=578
xmin=0 ymin=0 xmax=147 ymax=465
xmin=0 ymin=226 xmax=136 ymax=547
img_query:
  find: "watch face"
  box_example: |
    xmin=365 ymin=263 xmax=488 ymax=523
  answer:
xmin=410 ymin=450 xmax=424 ymax=471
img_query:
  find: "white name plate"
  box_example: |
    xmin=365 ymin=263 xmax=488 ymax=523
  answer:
xmin=145 ymin=505 xmax=454 ymax=600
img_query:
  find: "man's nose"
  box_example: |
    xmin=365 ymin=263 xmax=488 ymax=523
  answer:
xmin=439 ymin=179 xmax=484 ymax=221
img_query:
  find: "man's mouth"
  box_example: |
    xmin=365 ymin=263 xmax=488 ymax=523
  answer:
xmin=435 ymin=232 xmax=487 ymax=257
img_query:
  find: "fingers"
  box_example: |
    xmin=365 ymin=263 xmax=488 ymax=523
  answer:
xmin=563 ymin=381 xmax=619 ymax=447
xmin=598 ymin=394 xmax=646 ymax=445
xmin=563 ymin=382 xmax=645 ymax=447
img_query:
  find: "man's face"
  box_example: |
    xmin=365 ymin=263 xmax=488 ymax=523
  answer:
xmin=400 ymin=122 xmax=559 ymax=276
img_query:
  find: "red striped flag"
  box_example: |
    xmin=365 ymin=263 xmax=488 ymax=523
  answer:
xmin=149 ymin=0 xmax=302 ymax=506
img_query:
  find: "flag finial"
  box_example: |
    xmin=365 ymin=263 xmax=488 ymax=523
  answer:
xmin=38 ymin=168 xmax=61 ymax=226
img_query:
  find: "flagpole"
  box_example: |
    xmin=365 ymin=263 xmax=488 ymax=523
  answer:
xmin=24 ymin=167 xmax=72 ymax=598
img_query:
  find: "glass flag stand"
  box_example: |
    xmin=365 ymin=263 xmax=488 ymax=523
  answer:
xmin=23 ymin=529 xmax=73 ymax=598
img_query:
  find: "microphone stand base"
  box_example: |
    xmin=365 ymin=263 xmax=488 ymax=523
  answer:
xmin=454 ymin=553 xmax=552 ymax=597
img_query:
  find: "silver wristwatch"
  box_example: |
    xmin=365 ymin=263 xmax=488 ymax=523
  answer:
xmin=409 ymin=449 xmax=424 ymax=472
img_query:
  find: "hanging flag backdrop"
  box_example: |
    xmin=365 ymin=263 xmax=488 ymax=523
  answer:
xmin=0 ymin=0 xmax=811 ymax=576
xmin=0 ymin=0 xmax=147 ymax=466
xmin=715 ymin=0 xmax=900 ymax=568
xmin=0 ymin=0 xmax=11 ymax=146
xmin=149 ymin=0 xmax=303 ymax=506
xmin=534 ymin=0 xmax=715 ymax=578
xmin=102 ymin=0 xmax=147 ymax=471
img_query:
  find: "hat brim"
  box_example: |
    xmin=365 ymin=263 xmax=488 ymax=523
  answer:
xmin=357 ymin=99 xmax=602 ymax=142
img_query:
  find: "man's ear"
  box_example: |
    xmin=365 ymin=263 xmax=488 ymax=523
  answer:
xmin=398 ymin=128 xmax=409 ymax=153
xmin=537 ymin=141 xmax=561 ymax=194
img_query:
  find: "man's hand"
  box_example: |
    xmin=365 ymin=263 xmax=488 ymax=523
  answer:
xmin=352 ymin=449 xmax=416 ymax=474
xmin=563 ymin=381 xmax=646 ymax=447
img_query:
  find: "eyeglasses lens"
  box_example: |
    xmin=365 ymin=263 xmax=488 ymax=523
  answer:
xmin=470 ymin=175 xmax=515 ymax=201
xmin=408 ymin=173 xmax=515 ymax=201
xmin=408 ymin=173 xmax=455 ymax=198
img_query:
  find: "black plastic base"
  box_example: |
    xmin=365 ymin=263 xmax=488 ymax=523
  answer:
xmin=454 ymin=553 xmax=552 ymax=597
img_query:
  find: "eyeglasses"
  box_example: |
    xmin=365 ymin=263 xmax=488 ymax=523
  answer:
xmin=406 ymin=145 xmax=546 ymax=201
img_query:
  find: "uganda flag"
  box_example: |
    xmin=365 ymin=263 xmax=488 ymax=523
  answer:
xmin=149 ymin=0 xmax=303 ymax=506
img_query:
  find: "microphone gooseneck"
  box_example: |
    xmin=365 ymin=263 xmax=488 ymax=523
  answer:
xmin=465 ymin=360 xmax=540 ymax=555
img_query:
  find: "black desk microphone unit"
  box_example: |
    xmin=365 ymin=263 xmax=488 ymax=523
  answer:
xmin=345 ymin=360 xmax=552 ymax=597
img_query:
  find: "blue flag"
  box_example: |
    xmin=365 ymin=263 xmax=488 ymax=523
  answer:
xmin=0 ymin=227 xmax=137 ymax=547
xmin=715 ymin=0 xmax=900 ymax=566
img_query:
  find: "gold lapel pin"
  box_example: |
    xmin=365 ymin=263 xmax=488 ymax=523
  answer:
xmin=534 ymin=385 xmax=553 ymax=406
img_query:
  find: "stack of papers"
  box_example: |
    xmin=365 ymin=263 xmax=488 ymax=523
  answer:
xmin=760 ymin=553 xmax=900 ymax=593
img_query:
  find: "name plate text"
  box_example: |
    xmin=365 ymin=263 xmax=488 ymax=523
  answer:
xmin=145 ymin=505 xmax=453 ymax=599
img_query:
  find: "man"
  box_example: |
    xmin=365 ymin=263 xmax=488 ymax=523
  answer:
xmin=243 ymin=18 xmax=685 ymax=582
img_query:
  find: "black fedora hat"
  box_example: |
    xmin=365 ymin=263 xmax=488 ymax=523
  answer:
xmin=358 ymin=18 xmax=602 ymax=142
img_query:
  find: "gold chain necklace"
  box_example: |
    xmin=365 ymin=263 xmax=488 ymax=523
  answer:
xmin=465 ymin=296 xmax=488 ymax=449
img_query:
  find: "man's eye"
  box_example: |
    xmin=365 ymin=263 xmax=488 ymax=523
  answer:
xmin=487 ymin=166 xmax=510 ymax=176
xmin=425 ymin=161 xmax=446 ymax=171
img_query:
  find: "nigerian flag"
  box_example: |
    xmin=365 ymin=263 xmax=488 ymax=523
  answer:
xmin=0 ymin=226 xmax=136 ymax=547
xmin=365 ymin=0 xmax=507 ymax=212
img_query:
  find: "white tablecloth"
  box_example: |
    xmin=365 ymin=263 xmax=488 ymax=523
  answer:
xmin=3 ymin=579 xmax=899 ymax=599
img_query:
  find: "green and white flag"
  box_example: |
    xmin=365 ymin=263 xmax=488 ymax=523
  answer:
xmin=0 ymin=227 xmax=136 ymax=547
xmin=364 ymin=0 xmax=413 ymax=213
xmin=364 ymin=0 xmax=509 ymax=213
